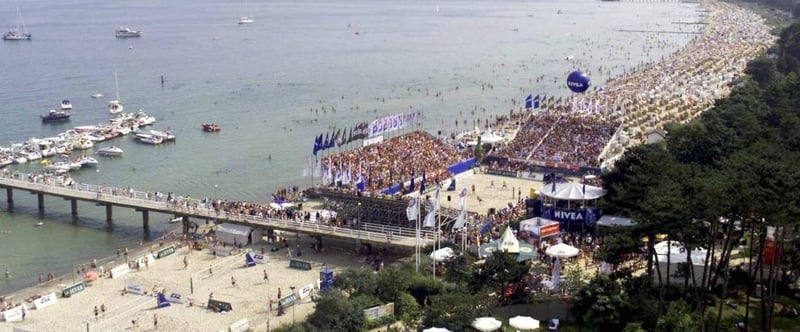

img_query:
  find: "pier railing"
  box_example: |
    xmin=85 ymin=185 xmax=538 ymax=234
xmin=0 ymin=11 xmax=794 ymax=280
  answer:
xmin=0 ymin=171 xmax=434 ymax=248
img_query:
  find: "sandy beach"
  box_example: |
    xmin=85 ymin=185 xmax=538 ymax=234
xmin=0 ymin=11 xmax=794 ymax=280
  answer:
xmin=0 ymin=234 xmax=370 ymax=332
xmin=0 ymin=171 xmax=541 ymax=332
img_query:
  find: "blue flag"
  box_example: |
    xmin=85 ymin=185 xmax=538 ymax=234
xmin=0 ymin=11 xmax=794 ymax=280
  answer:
xmin=525 ymin=94 xmax=532 ymax=109
xmin=409 ymin=173 xmax=416 ymax=193
xmin=245 ymin=253 xmax=256 ymax=267
xmin=322 ymin=132 xmax=330 ymax=151
xmin=157 ymin=293 xmax=171 ymax=308
xmin=533 ymin=94 xmax=541 ymax=109
xmin=419 ymin=172 xmax=426 ymax=194
xmin=355 ymin=173 xmax=366 ymax=192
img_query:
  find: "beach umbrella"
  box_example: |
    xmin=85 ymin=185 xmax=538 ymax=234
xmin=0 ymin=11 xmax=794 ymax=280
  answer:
xmin=509 ymin=315 xmax=540 ymax=331
xmin=422 ymin=328 xmax=453 ymax=332
xmin=84 ymin=271 xmax=99 ymax=282
xmin=545 ymin=243 xmax=579 ymax=258
xmin=472 ymin=317 xmax=502 ymax=332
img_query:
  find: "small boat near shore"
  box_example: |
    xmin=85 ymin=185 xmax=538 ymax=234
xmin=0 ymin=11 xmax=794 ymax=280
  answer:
xmin=96 ymin=146 xmax=123 ymax=157
xmin=60 ymin=100 xmax=73 ymax=110
xmin=3 ymin=8 xmax=31 ymax=41
xmin=202 ymin=123 xmax=221 ymax=132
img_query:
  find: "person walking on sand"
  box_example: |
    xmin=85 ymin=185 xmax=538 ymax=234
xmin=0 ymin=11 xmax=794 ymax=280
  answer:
xmin=183 ymin=256 xmax=188 ymax=269
xmin=277 ymin=287 xmax=282 ymax=299
xmin=263 ymin=269 xmax=269 ymax=283
xmin=231 ymin=276 xmax=237 ymax=287
xmin=153 ymin=313 xmax=158 ymax=329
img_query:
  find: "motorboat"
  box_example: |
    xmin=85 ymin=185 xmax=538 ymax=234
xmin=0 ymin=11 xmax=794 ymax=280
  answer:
xmin=78 ymin=156 xmax=98 ymax=167
xmin=149 ymin=129 xmax=175 ymax=141
xmin=168 ymin=216 xmax=183 ymax=224
xmin=60 ymin=100 xmax=73 ymax=110
xmin=115 ymin=26 xmax=142 ymax=38
xmin=238 ymin=16 xmax=254 ymax=24
xmin=41 ymin=109 xmax=71 ymax=122
xmin=3 ymin=8 xmax=31 ymax=41
xmin=44 ymin=162 xmax=72 ymax=172
xmin=96 ymin=146 xmax=123 ymax=157
xmin=71 ymin=139 xmax=94 ymax=150
xmin=136 ymin=135 xmax=163 ymax=145
xmin=202 ymin=123 xmax=221 ymax=132
xmin=91 ymin=93 xmax=104 ymax=99
xmin=109 ymin=100 xmax=124 ymax=114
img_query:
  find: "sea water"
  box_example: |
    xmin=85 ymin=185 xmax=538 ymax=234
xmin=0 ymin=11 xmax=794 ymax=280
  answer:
xmin=0 ymin=0 xmax=701 ymax=293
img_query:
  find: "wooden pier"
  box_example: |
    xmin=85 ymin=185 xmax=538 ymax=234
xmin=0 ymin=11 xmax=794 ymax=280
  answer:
xmin=0 ymin=172 xmax=433 ymax=249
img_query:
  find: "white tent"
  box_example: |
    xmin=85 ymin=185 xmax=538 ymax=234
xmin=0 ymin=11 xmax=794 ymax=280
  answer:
xmin=472 ymin=317 xmax=502 ymax=332
xmin=509 ymin=315 xmax=540 ymax=331
xmin=653 ymin=241 xmax=707 ymax=265
xmin=216 ymin=223 xmax=252 ymax=245
xmin=479 ymin=131 xmax=505 ymax=144
xmin=538 ymin=182 xmax=606 ymax=200
xmin=422 ymin=328 xmax=452 ymax=332
xmin=429 ymin=247 xmax=455 ymax=262
xmin=545 ymin=242 xmax=580 ymax=258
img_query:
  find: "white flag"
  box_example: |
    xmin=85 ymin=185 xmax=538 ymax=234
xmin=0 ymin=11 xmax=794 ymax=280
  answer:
xmin=406 ymin=198 xmax=419 ymax=221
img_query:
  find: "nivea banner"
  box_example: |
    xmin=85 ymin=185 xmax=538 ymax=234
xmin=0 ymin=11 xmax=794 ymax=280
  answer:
xmin=542 ymin=207 xmax=601 ymax=225
xmin=33 ymin=293 xmax=57 ymax=310
xmin=126 ymin=282 xmax=146 ymax=295
xmin=167 ymin=292 xmax=186 ymax=304
xmin=251 ymin=253 xmax=268 ymax=264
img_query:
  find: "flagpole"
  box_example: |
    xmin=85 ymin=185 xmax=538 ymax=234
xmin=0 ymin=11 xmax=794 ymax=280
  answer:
xmin=416 ymin=192 xmax=421 ymax=273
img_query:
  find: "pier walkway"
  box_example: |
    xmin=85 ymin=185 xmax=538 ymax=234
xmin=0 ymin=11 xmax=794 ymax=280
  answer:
xmin=0 ymin=171 xmax=434 ymax=249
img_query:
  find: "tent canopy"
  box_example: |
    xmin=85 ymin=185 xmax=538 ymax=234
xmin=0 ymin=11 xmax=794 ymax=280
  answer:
xmin=596 ymin=215 xmax=634 ymax=227
xmin=538 ymin=182 xmax=606 ymax=200
xmin=216 ymin=223 xmax=252 ymax=245
xmin=479 ymin=131 xmax=505 ymax=144
xmin=653 ymin=241 xmax=707 ymax=265
xmin=430 ymin=247 xmax=455 ymax=262
xmin=545 ymin=242 xmax=580 ymax=258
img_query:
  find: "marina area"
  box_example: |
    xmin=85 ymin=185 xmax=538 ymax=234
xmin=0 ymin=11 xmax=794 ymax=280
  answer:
xmin=0 ymin=0 xmax=778 ymax=330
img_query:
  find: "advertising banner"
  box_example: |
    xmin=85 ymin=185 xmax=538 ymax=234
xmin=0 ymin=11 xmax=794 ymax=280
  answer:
xmin=33 ymin=293 xmax=57 ymax=310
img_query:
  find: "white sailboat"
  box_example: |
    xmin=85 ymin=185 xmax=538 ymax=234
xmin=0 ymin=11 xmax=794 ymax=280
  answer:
xmin=3 ymin=7 xmax=31 ymax=41
xmin=238 ymin=0 xmax=254 ymax=24
xmin=108 ymin=68 xmax=124 ymax=114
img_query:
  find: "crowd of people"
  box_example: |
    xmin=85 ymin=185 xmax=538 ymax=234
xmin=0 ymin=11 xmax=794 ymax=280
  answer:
xmin=498 ymin=112 xmax=620 ymax=168
xmin=322 ymin=131 xmax=468 ymax=193
xmin=485 ymin=1 xmax=773 ymax=172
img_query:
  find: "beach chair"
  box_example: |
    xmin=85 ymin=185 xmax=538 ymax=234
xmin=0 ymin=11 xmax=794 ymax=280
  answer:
xmin=549 ymin=318 xmax=559 ymax=330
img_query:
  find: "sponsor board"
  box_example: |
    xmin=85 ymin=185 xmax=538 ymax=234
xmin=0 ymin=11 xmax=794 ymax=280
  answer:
xmin=207 ymin=299 xmax=232 ymax=312
xmin=126 ymin=282 xmax=146 ymax=295
xmin=2 ymin=305 xmax=24 ymax=322
xmin=110 ymin=264 xmax=131 ymax=278
xmin=33 ymin=293 xmax=57 ymax=310
xmin=289 ymin=259 xmax=312 ymax=271
xmin=278 ymin=293 xmax=298 ymax=307
xmin=134 ymin=254 xmax=156 ymax=268
xmin=363 ymin=303 xmax=394 ymax=321
xmin=252 ymin=253 xmax=267 ymax=264
xmin=363 ymin=135 xmax=383 ymax=147
xmin=156 ymin=246 xmax=176 ymax=259
xmin=167 ymin=293 xmax=185 ymax=304
xmin=62 ymin=281 xmax=85 ymax=297
xmin=298 ymin=283 xmax=315 ymax=299
xmin=229 ymin=318 xmax=250 ymax=332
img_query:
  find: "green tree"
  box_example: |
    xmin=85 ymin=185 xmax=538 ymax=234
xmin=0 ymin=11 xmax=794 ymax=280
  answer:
xmin=305 ymin=291 xmax=367 ymax=332
xmin=656 ymin=300 xmax=702 ymax=332
xmin=423 ymin=292 xmax=492 ymax=331
xmin=335 ymin=268 xmax=378 ymax=296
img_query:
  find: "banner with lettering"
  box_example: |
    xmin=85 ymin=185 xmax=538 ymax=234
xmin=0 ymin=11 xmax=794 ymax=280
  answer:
xmin=2 ymin=305 xmax=23 ymax=322
xmin=33 ymin=293 xmax=57 ymax=310
xmin=167 ymin=292 xmax=186 ymax=304
xmin=251 ymin=253 xmax=268 ymax=264
xmin=542 ymin=207 xmax=601 ymax=230
xmin=298 ymin=283 xmax=315 ymax=299
xmin=369 ymin=111 xmax=420 ymax=137
xmin=126 ymin=282 xmax=146 ymax=295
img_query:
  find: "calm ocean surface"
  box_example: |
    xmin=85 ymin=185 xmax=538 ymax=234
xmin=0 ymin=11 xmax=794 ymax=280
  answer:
xmin=0 ymin=0 xmax=700 ymax=293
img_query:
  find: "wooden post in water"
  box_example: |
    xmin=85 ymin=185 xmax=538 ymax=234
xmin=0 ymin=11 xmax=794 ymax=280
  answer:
xmin=5 ymin=187 xmax=12 ymax=204
xmin=70 ymin=198 xmax=78 ymax=216
xmin=37 ymin=193 xmax=44 ymax=212
xmin=142 ymin=210 xmax=150 ymax=233
xmin=105 ymin=205 xmax=113 ymax=225
xmin=182 ymin=216 xmax=190 ymax=235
